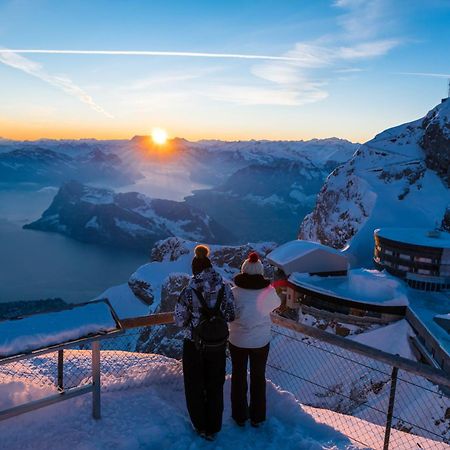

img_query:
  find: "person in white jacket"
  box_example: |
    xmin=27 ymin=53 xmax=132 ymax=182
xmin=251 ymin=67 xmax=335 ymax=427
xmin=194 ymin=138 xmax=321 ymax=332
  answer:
xmin=228 ymin=252 xmax=281 ymax=428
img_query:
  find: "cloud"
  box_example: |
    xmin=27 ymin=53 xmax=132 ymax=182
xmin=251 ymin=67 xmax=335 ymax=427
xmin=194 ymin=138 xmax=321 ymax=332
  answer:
xmin=244 ymin=38 xmax=397 ymax=106
xmin=337 ymin=40 xmax=399 ymax=59
xmin=226 ymin=1 xmax=401 ymax=107
xmin=209 ymin=84 xmax=328 ymax=106
xmin=333 ymin=0 xmax=392 ymax=41
xmin=125 ymin=67 xmax=220 ymax=91
xmin=0 ymin=49 xmax=113 ymax=118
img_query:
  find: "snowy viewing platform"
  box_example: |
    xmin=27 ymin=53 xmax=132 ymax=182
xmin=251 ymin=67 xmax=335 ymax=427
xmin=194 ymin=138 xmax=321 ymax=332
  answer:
xmin=0 ymin=300 xmax=122 ymax=423
xmin=1 ymin=348 xmax=447 ymax=450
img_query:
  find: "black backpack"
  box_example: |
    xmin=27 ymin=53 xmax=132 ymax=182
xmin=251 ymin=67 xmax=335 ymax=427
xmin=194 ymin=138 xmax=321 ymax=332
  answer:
xmin=192 ymin=285 xmax=229 ymax=352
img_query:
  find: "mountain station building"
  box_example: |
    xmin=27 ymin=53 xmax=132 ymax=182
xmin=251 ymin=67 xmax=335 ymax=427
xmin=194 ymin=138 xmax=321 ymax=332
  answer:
xmin=267 ymin=229 xmax=450 ymax=374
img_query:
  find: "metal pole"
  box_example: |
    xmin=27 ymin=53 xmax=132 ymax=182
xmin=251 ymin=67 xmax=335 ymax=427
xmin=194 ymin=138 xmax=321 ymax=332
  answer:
xmin=383 ymin=366 xmax=399 ymax=450
xmin=57 ymin=350 xmax=64 ymax=391
xmin=92 ymin=341 xmax=101 ymax=420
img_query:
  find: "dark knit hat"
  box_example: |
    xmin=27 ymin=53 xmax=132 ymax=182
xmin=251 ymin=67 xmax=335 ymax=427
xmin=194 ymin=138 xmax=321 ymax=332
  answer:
xmin=192 ymin=244 xmax=212 ymax=275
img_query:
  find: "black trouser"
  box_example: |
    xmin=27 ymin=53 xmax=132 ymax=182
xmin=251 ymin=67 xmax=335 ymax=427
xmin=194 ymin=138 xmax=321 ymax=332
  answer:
xmin=182 ymin=339 xmax=226 ymax=434
xmin=229 ymin=342 xmax=270 ymax=424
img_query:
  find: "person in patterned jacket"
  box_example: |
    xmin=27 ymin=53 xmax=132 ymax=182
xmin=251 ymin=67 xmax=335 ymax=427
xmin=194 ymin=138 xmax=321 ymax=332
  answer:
xmin=175 ymin=244 xmax=235 ymax=441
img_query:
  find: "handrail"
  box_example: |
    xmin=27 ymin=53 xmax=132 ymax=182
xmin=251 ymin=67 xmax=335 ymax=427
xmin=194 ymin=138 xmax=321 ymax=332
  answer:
xmin=120 ymin=312 xmax=174 ymax=329
xmin=118 ymin=311 xmax=450 ymax=388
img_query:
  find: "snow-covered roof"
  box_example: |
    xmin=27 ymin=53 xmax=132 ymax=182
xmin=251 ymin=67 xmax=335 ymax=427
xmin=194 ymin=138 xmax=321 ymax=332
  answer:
xmin=288 ymin=269 xmax=409 ymax=307
xmin=267 ymin=240 xmax=348 ymax=275
xmin=375 ymin=228 xmax=450 ymax=249
xmin=0 ymin=301 xmax=120 ymax=359
xmin=408 ymin=291 xmax=450 ymax=356
xmin=434 ymin=313 xmax=450 ymax=334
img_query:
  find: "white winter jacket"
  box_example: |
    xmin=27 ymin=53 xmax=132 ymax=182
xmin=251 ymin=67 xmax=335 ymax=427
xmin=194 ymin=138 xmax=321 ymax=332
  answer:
xmin=229 ymin=274 xmax=281 ymax=348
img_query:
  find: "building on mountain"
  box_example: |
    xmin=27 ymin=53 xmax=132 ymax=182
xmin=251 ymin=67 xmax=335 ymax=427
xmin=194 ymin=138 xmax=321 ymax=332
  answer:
xmin=267 ymin=232 xmax=450 ymax=373
xmin=266 ymin=240 xmax=348 ymax=310
xmin=266 ymin=240 xmax=406 ymax=323
xmin=373 ymin=228 xmax=450 ymax=292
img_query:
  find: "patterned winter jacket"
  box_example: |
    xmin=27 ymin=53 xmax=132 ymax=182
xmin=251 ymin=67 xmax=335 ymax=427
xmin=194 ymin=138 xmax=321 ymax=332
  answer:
xmin=174 ymin=268 xmax=235 ymax=341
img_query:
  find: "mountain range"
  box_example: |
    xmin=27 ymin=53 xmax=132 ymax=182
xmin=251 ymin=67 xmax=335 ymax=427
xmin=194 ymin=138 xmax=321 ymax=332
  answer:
xmin=14 ymin=137 xmax=358 ymax=246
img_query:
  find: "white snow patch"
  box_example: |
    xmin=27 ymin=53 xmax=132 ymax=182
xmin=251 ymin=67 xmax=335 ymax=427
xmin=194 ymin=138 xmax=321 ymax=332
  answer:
xmin=97 ymin=283 xmax=150 ymax=319
xmin=85 ymin=216 xmax=100 ymax=230
xmin=349 ymin=319 xmax=416 ymax=359
xmin=0 ymin=302 xmax=117 ymax=357
xmin=114 ymin=219 xmax=149 ymax=236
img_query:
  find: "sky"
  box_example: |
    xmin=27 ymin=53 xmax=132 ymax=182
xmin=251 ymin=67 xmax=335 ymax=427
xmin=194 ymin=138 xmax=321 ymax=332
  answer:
xmin=0 ymin=0 xmax=449 ymax=143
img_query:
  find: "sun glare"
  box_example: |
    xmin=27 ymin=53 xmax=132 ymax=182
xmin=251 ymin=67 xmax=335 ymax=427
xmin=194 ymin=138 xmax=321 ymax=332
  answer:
xmin=151 ymin=127 xmax=168 ymax=145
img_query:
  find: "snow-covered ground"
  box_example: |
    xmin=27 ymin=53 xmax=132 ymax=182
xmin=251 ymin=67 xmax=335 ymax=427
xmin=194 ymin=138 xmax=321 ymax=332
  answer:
xmin=1 ymin=350 xmax=364 ymax=450
xmin=2 ymin=350 xmax=447 ymax=450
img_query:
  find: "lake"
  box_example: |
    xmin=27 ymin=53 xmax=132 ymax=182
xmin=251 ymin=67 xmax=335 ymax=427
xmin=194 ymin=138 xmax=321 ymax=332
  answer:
xmin=0 ymin=188 xmax=147 ymax=303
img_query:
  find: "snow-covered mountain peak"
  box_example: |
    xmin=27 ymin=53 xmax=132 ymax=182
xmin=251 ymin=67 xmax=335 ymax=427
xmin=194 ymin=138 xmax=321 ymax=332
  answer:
xmin=300 ymin=100 xmax=450 ymax=265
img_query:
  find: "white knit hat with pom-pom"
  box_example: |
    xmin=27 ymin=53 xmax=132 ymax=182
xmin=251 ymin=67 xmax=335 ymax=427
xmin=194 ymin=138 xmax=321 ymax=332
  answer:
xmin=241 ymin=252 xmax=264 ymax=275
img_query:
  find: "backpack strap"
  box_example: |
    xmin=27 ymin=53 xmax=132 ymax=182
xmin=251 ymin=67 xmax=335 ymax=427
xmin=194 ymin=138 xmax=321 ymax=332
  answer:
xmin=192 ymin=288 xmax=208 ymax=310
xmin=212 ymin=285 xmax=225 ymax=314
xmin=192 ymin=285 xmax=225 ymax=317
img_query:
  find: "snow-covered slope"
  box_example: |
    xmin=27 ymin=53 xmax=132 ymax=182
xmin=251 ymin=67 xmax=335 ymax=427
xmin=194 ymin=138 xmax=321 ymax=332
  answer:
xmin=100 ymin=237 xmax=276 ymax=320
xmin=186 ymin=159 xmax=329 ymax=243
xmin=300 ymin=100 xmax=450 ymax=265
xmin=179 ymin=137 xmax=359 ymax=184
xmin=24 ymin=182 xmax=233 ymax=251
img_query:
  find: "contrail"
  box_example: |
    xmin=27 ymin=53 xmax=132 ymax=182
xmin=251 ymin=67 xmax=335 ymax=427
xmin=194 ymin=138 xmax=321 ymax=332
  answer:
xmin=395 ymin=71 xmax=450 ymax=79
xmin=0 ymin=49 xmax=305 ymax=62
xmin=0 ymin=49 xmax=113 ymax=117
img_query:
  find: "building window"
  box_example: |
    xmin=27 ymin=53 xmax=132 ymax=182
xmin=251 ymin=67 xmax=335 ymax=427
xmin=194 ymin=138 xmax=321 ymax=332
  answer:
xmin=417 ymin=269 xmax=431 ymax=275
xmin=385 ymin=249 xmax=393 ymax=256
xmin=399 ymin=253 xmax=411 ymax=261
xmin=398 ymin=265 xmax=410 ymax=271
xmin=415 ymin=256 xmax=432 ymax=263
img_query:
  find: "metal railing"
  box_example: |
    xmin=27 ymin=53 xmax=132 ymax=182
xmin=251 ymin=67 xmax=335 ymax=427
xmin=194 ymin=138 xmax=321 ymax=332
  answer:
xmin=267 ymin=314 xmax=450 ymax=450
xmin=1 ymin=311 xmax=449 ymax=449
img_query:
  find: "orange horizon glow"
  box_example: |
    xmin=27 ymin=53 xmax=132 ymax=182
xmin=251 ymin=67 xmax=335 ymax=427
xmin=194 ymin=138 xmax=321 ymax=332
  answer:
xmin=0 ymin=123 xmax=371 ymax=144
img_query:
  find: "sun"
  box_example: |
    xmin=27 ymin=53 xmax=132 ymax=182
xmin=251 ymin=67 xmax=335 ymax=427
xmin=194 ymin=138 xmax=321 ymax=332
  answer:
xmin=151 ymin=127 xmax=168 ymax=145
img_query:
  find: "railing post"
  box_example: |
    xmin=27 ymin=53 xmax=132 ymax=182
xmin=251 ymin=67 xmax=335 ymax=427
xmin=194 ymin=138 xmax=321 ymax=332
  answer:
xmin=383 ymin=366 xmax=399 ymax=450
xmin=92 ymin=340 xmax=101 ymax=420
xmin=57 ymin=350 xmax=64 ymax=391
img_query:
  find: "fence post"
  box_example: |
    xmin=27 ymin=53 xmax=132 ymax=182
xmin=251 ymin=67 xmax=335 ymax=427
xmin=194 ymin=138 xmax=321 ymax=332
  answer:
xmin=383 ymin=366 xmax=399 ymax=450
xmin=92 ymin=340 xmax=101 ymax=420
xmin=57 ymin=350 xmax=64 ymax=391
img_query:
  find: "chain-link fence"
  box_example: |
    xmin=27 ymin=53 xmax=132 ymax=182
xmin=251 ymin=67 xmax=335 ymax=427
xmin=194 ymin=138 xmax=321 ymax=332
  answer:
xmin=266 ymin=325 xmax=450 ymax=450
xmin=1 ymin=316 xmax=449 ymax=449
